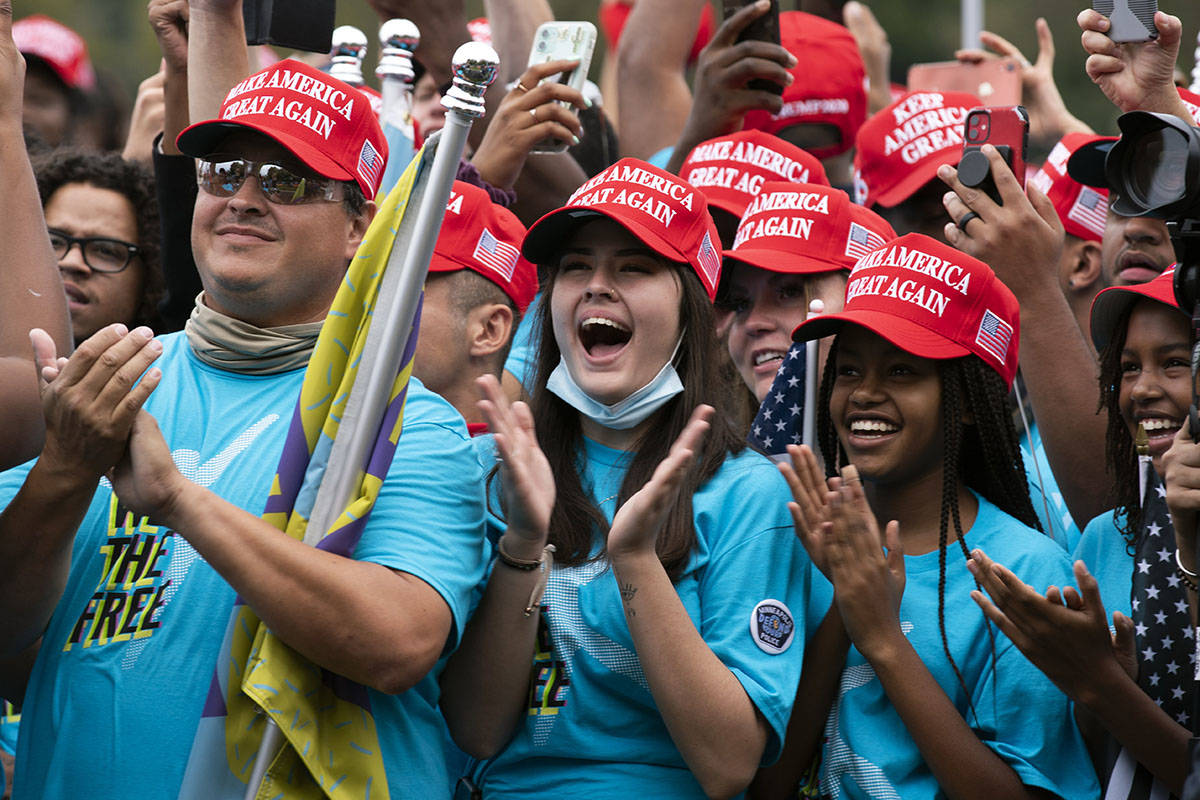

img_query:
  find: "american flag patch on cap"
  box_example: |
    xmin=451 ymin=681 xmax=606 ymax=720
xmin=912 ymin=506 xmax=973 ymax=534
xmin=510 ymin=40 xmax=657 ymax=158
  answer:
xmin=1067 ymin=187 xmax=1107 ymax=238
xmin=697 ymin=231 xmax=721 ymax=288
xmin=473 ymin=227 xmax=520 ymax=281
xmin=357 ymin=139 xmax=383 ymax=194
xmin=975 ymin=309 xmax=1013 ymax=364
xmin=845 ymin=222 xmax=883 ymax=261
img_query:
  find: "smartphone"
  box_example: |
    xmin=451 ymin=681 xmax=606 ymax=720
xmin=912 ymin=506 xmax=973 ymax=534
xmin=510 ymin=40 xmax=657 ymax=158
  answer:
xmin=957 ymin=106 xmax=1030 ymax=205
xmin=908 ymin=60 xmax=1022 ymax=106
xmin=243 ymin=0 xmax=335 ymax=53
xmin=528 ymin=21 xmax=597 ymax=154
xmin=1092 ymin=0 xmax=1158 ymax=44
xmin=722 ymin=0 xmax=783 ymax=96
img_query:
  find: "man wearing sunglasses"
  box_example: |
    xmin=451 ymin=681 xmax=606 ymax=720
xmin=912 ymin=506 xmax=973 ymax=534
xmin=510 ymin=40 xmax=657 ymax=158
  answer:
xmin=0 ymin=47 xmax=488 ymax=799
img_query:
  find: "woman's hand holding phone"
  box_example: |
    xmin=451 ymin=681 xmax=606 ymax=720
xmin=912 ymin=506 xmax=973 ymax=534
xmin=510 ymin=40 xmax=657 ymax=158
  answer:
xmin=1078 ymin=8 xmax=1191 ymax=121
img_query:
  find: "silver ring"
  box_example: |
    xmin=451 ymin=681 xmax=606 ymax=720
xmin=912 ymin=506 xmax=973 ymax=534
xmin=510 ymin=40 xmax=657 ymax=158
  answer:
xmin=957 ymin=210 xmax=980 ymax=231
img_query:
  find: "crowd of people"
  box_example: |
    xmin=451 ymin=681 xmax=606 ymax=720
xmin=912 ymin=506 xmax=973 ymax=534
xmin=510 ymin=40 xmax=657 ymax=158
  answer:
xmin=2 ymin=0 xmax=1200 ymax=798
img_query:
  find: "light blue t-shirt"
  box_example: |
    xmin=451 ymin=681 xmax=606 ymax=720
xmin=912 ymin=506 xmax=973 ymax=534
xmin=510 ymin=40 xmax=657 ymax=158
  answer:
xmin=1075 ymin=510 xmax=1135 ymax=622
xmin=1020 ymin=421 xmax=1082 ymax=552
xmin=820 ymin=495 xmax=1100 ymax=800
xmin=501 ymin=289 xmax=542 ymax=395
xmin=4 ymin=333 xmax=486 ymax=800
xmin=476 ymin=437 xmax=811 ymax=797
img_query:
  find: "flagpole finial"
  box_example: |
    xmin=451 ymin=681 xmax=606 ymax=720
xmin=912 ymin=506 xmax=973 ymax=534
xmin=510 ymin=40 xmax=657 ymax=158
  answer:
xmin=377 ymin=19 xmax=420 ymax=84
xmin=442 ymin=41 xmax=499 ymax=118
xmin=330 ymin=25 xmax=369 ymax=87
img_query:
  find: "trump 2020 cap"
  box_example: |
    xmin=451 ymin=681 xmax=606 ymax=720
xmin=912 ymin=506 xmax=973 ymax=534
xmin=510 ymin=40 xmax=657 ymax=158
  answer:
xmin=431 ymin=181 xmax=538 ymax=313
xmin=1029 ymin=133 xmax=1110 ymax=243
xmin=742 ymin=11 xmax=867 ymax=160
xmin=523 ymin=158 xmax=723 ymax=299
xmin=724 ymin=182 xmax=895 ymax=276
xmin=853 ymin=90 xmax=979 ymax=208
xmin=794 ymin=232 xmax=1020 ymax=386
xmin=177 ymin=58 xmax=389 ymax=199
xmin=680 ymin=130 xmax=829 ymax=219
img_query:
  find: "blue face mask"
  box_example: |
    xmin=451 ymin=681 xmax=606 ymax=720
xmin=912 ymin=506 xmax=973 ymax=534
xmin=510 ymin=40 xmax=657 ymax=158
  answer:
xmin=547 ymin=337 xmax=685 ymax=430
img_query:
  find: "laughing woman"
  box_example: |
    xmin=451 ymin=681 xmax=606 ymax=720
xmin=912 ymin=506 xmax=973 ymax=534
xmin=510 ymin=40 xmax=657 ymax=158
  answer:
xmin=439 ymin=159 xmax=812 ymax=799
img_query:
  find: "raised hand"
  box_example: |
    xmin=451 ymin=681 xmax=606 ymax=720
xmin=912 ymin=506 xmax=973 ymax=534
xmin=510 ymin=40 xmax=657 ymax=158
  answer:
xmin=939 ymin=144 xmax=1064 ymax=298
xmin=968 ymin=551 xmax=1129 ymax=699
xmin=148 ymin=0 xmax=189 ymax=75
xmin=37 ymin=325 xmax=162 ymax=483
xmin=1078 ymin=9 xmax=1190 ymax=121
xmin=476 ymin=374 xmax=554 ymax=546
xmin=778 ymin=444 xmax=839 ymax=580
xmin=824 ymin=469 xmax=904 ymax=657
xmin=665 ymin=0 xmax=795 ymax=173
xmin=471 ymin=59 xmax=586 ymax=192
xmin=955 ymin=18 xmax=1092 ymax=144
xmin=607 ymin=405 xmax=713 ymax=559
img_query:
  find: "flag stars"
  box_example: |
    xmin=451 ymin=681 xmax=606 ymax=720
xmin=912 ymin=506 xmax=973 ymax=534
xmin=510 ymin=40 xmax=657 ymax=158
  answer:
xmin=789 ymin=404 xmax=800 ymax=417
xmin=774 ymin=392 xmax=785 ymax=404
xmin=1158 ymin=547 xmax=1174 ymax=562
xmin=1143 ymin=646 xmax=1157 ymax=661
xmin=1146 ymin=586 xmax=1160 ymax=601
xmin=1154 ymin=609 xmax=1167 ymax=624
xmin=1138 ymin=559 xmax=1151 ymax=574
xmin=1173 ymin=687 xmax=1187 ymax=700
xmin=1136 ymin=622 xmax=1149 ymax=637
xmin=775 ymin=420 xmax=786 ymax=432
xmin=786 ymin=375 xmax=799 ymax=388
xmin=1177 ymin=600 xmax=1190 ymax=615
xmin=1149 ymin=673 xmax=1161 ymax=686
xmin=1167 ymin=661 xmax=1180 ymax=674
xmin=1148 ymin=521 xmax=1162 ymax=538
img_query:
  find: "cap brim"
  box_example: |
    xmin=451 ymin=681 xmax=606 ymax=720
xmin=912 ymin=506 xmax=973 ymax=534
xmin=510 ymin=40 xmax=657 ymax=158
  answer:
xmin=792 ymin=311 xmax=971 ymax=363
xmin=1089 ymin=282 xmax=1177 ymax=351
xmin=176 ymin=119 xmax=354 ymax=184
xmin=1066 ymin=140 xmax=1115 ymax=189
xmin=723 ymin=247 xmax=845 ymax=276
xmin=870 ymin=156 xmax=954 ymax=208
xmin=522 ymin=207 xmax=686 ymax=267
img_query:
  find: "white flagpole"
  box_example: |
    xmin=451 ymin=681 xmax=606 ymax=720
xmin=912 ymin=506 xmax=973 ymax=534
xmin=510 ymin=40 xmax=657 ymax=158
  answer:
xmin=961 ymin=0 xmax=984 ymax=52
xmin=802 ymin=299 xmax=824 ymax=448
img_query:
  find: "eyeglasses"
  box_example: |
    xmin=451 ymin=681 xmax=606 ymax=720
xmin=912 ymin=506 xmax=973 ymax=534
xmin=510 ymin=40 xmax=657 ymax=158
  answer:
xmin=197 ymin=157 xmax=343 ymax=205
xmin=49 ymin=229 xmax=140 ymax=273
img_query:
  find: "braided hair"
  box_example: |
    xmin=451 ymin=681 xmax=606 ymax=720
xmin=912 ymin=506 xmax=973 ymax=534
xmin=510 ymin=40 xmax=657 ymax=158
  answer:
xmin=816 ymin=336 xmax=1041 ymax=716
xmin=1097 ymin=305 xmax=1144 ymax=551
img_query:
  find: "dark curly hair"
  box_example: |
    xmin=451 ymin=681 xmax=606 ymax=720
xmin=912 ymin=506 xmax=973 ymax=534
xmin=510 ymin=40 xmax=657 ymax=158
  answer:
xmin=33 ymin=148 xmax=163 ymax=333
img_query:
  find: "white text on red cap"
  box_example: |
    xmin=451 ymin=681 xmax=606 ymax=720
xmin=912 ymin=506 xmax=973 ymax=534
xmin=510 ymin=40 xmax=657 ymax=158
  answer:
xmin=773 ymin=98 xmax=852 ymax=122
xmin=686 ymin=140 xmax=815 ymax=184
xmin=222 ymin=68 xmax=357 ymax=140
xmin=569 ymin=164 xmax=696 ymax=226
xmin=446 ymin=190 xmax=464 ymax=215
xmin=846 ymin=244 xmax=973 ymax=318
xmin=885 ymin=93 xmax=967 ymax=165
xmin=743 ymin=190 xmax=830 ymax=217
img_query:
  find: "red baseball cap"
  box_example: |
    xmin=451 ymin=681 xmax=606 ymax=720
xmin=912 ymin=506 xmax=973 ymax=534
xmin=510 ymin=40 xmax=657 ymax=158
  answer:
xmin=1089 ymin=266 xmax=1179 ymax=351
xmin=680 ymin=130 xmax=829 ymax=219
xmin=523 ymin=158 xmax=723 ymax=299
xmin=177 ymin=58 xmax=388 ymax=199
xmin=467 ymin=17 xmax=493 ymax=44
xmin=430 ymin=181 xmax=538 ymax=312
xmin=14 ymin=15 xmax=95 ymax=91
xmin=853 ymin=90 xmax=979 ymax=208
xmin=742 ymin=12 xmax=867 ymax=160
xmin=794 ymin=232 xmax=1020 ymax=386
xmin=1029 ymin=134 xmax=1110 ymax=243
xmin=724 ymin=181 xmax=895 ymax=275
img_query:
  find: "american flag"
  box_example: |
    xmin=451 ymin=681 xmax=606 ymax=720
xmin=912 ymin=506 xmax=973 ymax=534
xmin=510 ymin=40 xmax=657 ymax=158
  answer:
xmin=747 ymin=342 xmax=807 ymax=460
xmin=473 ymin=227 xmax=521 ymax=281
xmin=1067 ymin=187 xmax=1107 ymax=239
xmin=974 ymin=309 xmax=1013 ymax=365
xmin=845 ymin=222 xmax=883 ymax=261
xmin=356 ymin=138 xmax=383 ymax=196
xmin=697 ymin=231 xmax=721 ymax=291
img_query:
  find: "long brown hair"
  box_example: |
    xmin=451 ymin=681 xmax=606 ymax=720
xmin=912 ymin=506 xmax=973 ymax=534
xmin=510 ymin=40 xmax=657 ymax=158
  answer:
xmin=525 ymin=256 xmax=746 ymax=582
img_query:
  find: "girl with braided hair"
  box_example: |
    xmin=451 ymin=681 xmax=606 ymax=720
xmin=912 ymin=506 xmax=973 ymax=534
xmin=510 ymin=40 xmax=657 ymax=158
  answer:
xmin=971 ymin=267 xmax=1195 ymax=796
xmin=753 ymin=233 xmax=1097 ymax=799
